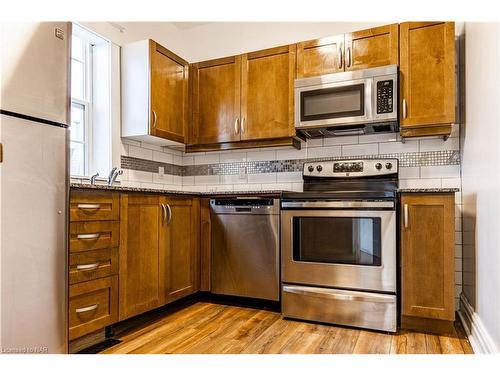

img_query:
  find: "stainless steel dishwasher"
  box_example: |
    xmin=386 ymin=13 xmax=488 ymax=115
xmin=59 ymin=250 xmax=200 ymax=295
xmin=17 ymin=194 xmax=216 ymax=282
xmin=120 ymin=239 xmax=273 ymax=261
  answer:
xmin=210 ymin=198 xmax=280 ymax=301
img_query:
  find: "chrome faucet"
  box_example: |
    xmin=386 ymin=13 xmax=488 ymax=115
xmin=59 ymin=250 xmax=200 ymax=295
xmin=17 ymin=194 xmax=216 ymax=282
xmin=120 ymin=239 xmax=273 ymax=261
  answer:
xmin=107 ymin=167 xmax=123 ymax=186
xmin=90 ymin=173 xmax=99 ymax=185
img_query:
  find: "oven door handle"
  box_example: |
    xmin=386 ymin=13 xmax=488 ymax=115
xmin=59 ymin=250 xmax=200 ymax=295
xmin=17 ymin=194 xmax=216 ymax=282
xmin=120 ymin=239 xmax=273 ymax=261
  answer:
xmin=281 ymin=201 xmax=394 ymax=209
xmin=283 ymin=285 xmax=395 ymax=304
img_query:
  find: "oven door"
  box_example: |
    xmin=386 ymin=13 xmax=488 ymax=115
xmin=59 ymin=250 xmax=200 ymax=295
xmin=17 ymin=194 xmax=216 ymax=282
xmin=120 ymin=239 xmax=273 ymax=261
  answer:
xmin=281 ymin=208 xmax=396 ymax=293
xmin=295 ymin=78 xmax=373 ymax=130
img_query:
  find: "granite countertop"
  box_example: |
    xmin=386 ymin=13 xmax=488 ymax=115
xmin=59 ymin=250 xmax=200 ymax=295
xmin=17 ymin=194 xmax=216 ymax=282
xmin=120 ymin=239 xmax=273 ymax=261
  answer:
xmin=397 ymin=188 xmax=459 ymax=193
xmin=69 ymin=183 xmax=283 ymax=196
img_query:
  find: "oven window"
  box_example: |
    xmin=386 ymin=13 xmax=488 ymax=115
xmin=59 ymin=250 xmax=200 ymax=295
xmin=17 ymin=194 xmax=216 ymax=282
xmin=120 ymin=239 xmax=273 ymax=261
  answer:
xmin=300 ymin=83 xmax=365 ymax=122
xmin=292 ymin=217 xmax=381 ymax=266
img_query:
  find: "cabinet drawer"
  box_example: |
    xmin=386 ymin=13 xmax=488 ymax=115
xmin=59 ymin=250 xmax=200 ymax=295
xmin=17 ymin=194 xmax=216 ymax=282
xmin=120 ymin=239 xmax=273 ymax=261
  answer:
xmin=69 ymin=221 xmax=119 ymax=253
xmin=69 ymin=276 xmax=118 ymax=340
xmin=69 ymin=248 xmax=118 ymax=284
xmin=70 ymin=190 xmax=119 ymax=222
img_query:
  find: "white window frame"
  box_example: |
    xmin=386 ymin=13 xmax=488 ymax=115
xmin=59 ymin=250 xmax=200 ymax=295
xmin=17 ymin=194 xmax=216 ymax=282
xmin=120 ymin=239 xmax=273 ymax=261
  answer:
xmin=71 ymin=34 xmax=94 ymax=177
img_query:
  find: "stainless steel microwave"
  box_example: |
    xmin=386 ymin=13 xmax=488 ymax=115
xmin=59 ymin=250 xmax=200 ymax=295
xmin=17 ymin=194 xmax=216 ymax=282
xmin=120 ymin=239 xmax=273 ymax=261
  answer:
xmin=294 ymin=65 xmax=398 ymax=138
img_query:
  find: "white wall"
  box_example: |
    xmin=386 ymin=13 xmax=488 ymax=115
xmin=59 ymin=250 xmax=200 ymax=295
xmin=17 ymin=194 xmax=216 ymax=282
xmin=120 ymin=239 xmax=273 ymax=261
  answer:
xmin=461 ymin=22 xmax=500 ymax=353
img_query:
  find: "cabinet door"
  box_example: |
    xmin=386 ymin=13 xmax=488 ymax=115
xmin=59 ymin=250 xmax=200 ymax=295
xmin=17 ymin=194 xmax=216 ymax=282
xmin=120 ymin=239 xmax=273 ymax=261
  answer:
xmin=119 ymin=194 xmax=164 ymax=320
xmin=400 ymin=22 xmax=455 ymax=128
xmin=297 ymin=35 xmax=344 ymax=78
xmin=150 ymin=41 xmax=189 ymax=143
xmin=401 ymin=194 xmax=455 ymax=321
xmin=240 ymin=45 xmax=296 ymax=141
xmin=191 ymin=57 xmax=241 ymax=144
xmin=161 ymin=197 xmax=200 ymax=302
xmin=344 ymin=24 xmax=399 ymax=71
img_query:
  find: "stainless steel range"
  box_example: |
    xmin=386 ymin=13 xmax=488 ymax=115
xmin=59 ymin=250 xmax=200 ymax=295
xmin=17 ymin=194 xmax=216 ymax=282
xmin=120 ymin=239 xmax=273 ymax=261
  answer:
xmin=281 ymin=159 xmax=398 ymax=332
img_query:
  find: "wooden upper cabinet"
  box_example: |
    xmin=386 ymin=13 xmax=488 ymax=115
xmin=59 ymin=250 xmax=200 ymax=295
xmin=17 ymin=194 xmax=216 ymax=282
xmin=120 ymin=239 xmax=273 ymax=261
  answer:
xmin=161 ymin=197 xmax=200 ymax=303
xmin=401 ymin=194 xmax=455 ymax=324
xmin=122 ymin=39 xmax=189 ymax=145
xmin=399 ymin=22 xmax=456 ymax=132
xmin=241 ymin=45 xmax=296 ymax=140
xmin=119 ymin=194 xmax=163 ymax=320
xmin=150 ymin=41 xmax=189 ymax=143
xmin=297 ymin=35 xmax=344 ymax=78
xmin=191 ymin=56 xmax=241 ymax=145
xmin=344 ymin=24 xmax=399 ymax=71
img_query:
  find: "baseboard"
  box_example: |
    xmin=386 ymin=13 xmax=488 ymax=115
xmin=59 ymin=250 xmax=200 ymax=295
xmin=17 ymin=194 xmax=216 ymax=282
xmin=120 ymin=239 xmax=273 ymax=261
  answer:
xmin=458 ymin=293 xmax=498 ymax=353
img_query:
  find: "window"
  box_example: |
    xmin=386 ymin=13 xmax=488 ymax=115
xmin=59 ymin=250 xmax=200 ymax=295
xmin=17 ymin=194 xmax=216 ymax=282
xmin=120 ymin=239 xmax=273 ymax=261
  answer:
xmin=70 ymin=24 xmax=112 ymax=177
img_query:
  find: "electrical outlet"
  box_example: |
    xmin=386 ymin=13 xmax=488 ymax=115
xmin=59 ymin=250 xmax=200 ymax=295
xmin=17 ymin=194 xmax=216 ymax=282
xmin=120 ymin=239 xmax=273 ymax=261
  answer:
xmin=158 ymin=166 xmax=165 ymax=179
xmin=239 ymin=166 xmax=246 ymax=179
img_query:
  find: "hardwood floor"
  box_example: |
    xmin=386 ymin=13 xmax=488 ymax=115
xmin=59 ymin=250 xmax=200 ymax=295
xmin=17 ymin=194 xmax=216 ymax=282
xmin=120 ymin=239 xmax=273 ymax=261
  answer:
xmin=101 ymin=301 xmax=473 ymax=354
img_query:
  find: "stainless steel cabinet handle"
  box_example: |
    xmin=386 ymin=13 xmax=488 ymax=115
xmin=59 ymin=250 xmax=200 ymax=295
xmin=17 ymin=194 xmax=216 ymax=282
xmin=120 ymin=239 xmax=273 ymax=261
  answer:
xmin=241 ymin=117 xmax=245 ymax=134
xmin=402 ymin=99 xmax=408 ymax=119
xmin=234 ymin=118 xmax=240 ymax=135
xmin=152 ymin=110 xmax=157 ymax=128
xmin=77 ymin=204 xmax=100 ymax=210
xmin=404 ymin=204 xmax=409 ymax=229
xmin=166 ymin=204 xmax=172 ymax=225
xmin=76 ymin=263 xmax=100 ymax=271
xmin=77 ymin=233 xmax=100 ymax=240
xmin=75 ymin=304 xmax=98 ymax=314
xmin=346 ymin=46 xmax=351 ymax=68
xmin=337 ymin=46 xmax=343 ymax=69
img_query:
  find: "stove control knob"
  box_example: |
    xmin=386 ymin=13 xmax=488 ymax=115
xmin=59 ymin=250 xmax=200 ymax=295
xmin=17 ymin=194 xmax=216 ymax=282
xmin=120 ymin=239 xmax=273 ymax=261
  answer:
xmin=375 ymin=163 xmax=382 ymax=170
xmin=316 ymin=165 xmax=323 ymax=172
xmin=307 ymin=165 xmax=314 ymax=173
xmin=385 ymin=162 xmax=393 ymax=170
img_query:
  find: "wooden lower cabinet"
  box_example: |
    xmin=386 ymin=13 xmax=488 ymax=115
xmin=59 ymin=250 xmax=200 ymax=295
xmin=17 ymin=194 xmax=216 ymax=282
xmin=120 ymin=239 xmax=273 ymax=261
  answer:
xmin=119 ymin=193 xmax=200 ymax=321
xmin=162 ymin=197 xmax=200 ymax=302
xmin=400 ymin=193 xmax=455 ymax=333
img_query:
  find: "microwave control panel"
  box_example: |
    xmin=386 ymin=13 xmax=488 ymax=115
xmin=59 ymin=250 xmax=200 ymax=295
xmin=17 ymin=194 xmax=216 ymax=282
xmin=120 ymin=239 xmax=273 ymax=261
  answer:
xmin=376 ymin=80 xmax=394 ymax=114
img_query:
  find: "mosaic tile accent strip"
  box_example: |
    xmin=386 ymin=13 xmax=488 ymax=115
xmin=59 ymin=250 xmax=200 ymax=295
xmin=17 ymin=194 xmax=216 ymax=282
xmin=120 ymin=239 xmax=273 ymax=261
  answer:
xmin=122 ymin=150 xmax=460 ymax=176
xmin=121 ymin=156 xmax=183 ymax=176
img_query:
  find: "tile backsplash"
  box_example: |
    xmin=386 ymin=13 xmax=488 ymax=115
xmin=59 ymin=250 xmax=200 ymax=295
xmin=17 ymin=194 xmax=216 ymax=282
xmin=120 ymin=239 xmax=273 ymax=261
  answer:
xmin=74 ymin=125 xmax=463 ymax=309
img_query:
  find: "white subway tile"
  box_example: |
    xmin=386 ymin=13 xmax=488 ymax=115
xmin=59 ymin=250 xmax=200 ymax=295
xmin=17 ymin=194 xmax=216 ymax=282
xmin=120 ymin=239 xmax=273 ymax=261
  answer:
xmin=246 ymin=150 xmax=276 ymax=161
xmin=219 ymin=151 xmax=247 ymax=163
xmin=398 ymin=178 xmax=442 ymax=189
xmin=455 ymin=258 xmax=462 ymax=272
xmin=140 ymin=142 xmax=163 ymax=152
xmin=182 ymin=176 xmax=195 ymax=185
xmin=379 ymin=140 xmax=418 ymax=154
xmin=420 ymin=165 xmax=460 ymax=179
xmin=207 ymin=184 xmax=234 ymax=192
xmin=323 ymin=136 xmax=358 ymax=146
xmin=341 ymin=143 xmax=378 ymax=156
xmin=359 ymin=133 xmax=398 ymax=144
xmin=455 ymin=231 xmax=463 ymax=245
xmin=127 ymin=170 xmax=153 ymax=183
xmin=305 ymin=138 xmax=323 ymax=148
xmin=276 ymin=147 xmax=307 ymax=160
xmin=182 ymin=185 xmax=207 ymax=192
xmin=220 ymin=174 xmax=248 ymax=185
xmin=455 ymin=191 xmax=462 ymax=204
xmin=121 ymin=143 xmax=129 ymax=156
xmin=181 ymin=155 xmax=193 ymax=165
xmin=450 ymin=124 xmax=460 ymax=138
xmin=195 ymin=175 xmax=220 ymax=185
xmin=140 ymin=182 xmax=164 ymax=190
xmin=399 ymin=167 xmax=420 ymax=179
xmin=153 ymin=173 xmax=173 ymax=185
xmin=173 ymin=175 xmax=182 ymax=186
xmin=455 ymin=271 xmax=462 ymax=285
xmin=195 ymin=153 xmax=219 ymax=165
xmin=232 ymin=184 xmax=262 ymax=191
xmin=307 ymin=145 xmax=342 ymax=159
xmin=276 ymin=172 xmax=303 ymax=183
xmin=441 ymin=177 xmax=461 ymax=189
xmin=121 ymin=138 xmax=141 ymax=147
xmin=129 ymin=145 xmax=153 ymax=160
xmin=455 ymin=245 xmax=463 ymax=259
xmin=152 ymin=151 xmax=173 ymax=164
xmin=419 ymin=137 xmax=459 ymax=152
xmin=248 ymin=173 xmax=277 ymax=184
xmin=455 ymin=217 xmax=462 ymax=232
xmin=262 ymin=183 xmax=292 ymax=191
xmin=120 ymin=180 xmax=142 ymax=188
xmin=291 ymin=183 xmax=304 ymax=192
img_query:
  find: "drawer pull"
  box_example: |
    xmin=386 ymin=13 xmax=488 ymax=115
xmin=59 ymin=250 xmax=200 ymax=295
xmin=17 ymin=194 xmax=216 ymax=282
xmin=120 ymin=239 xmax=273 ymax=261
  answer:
xmin=77 ymin=204 xmax=101 ymax=209
xmin=77 ymin=233 xmax=101 ymax=240
xmin=75 ymin=304 xmax=98 ymax=314
xmin=76 ymin=263 xmax=100 ymax=271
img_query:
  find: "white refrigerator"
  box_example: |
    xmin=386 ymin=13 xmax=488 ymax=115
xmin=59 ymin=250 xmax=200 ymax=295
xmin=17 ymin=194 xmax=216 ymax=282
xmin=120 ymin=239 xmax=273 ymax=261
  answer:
xmin=0 ymin=22 xmax=70 ymax=354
